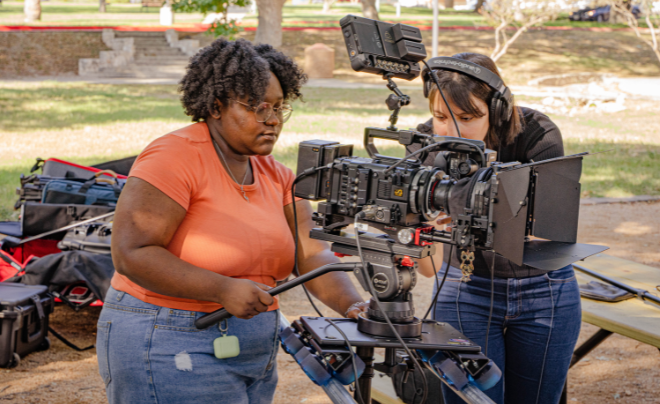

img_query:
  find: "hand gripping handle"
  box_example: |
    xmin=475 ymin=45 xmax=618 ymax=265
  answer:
xmin=194 ymin=263 xmax=360 ymax=329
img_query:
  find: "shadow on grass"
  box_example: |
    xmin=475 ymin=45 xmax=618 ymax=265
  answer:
xmin=296 ymin=87 xmax=429 ymax=117
xmin=0 ymin=84 xmax=186 ymax=132
xmin=567 ymin=140 xmax=660 ymax=198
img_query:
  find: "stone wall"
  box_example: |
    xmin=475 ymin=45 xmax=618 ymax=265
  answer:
xmin=0 ymin=31 xmax=109 ymax=77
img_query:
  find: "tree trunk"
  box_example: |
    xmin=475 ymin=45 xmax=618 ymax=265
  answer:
xmin=323 ymin=0 xmax=336 ymax=13
xmin=361 ymin=0 xmax=379 ymax=20
xmin=474 ymin=0 xmax=485 ymax=12
xmin=99 ymin=0 xmax=106 ymax=13
xmin=24 ymin=0 xmax=41 ymax=22
xmin=444 ymin=0 xmax=454 ymax=9
xmin=254 ymin=0 xmax=286 ymax=48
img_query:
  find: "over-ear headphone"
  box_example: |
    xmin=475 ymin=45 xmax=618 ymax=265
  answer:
xmin=421 ymin=57 xmax=514 ymax=128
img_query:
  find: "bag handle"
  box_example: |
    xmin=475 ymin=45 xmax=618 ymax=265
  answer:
xmin=79 ymin=170 xmax=121 ymax=196
xmin=93 ymin=170 xmax=119 ymax=185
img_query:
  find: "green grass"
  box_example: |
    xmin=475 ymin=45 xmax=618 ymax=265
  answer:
xmin=2 ymin=2 xmax=652 ymax=29
xmin=1 ymin=82 xmax=658 ymax=221
xmin=565 ymin=140 xmax=660 ymax=198
xmin=0 ymin=83 xmax=186 ymax=132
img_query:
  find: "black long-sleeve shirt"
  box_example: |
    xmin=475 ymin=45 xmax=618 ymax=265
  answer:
xmin=411 ymin=107 xmax=565 ymax=278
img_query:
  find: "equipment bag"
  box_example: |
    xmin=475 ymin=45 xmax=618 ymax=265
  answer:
xmin=15 ymin=174 xmax=88 ymax=209
xmin=37 ymin=157 xmax=131 ymax=179
xmin=41 ymin=171 xmax=123 ymax=206
xmin=58 ymin=222 xmax=112 ymax=255
xmin=0 ymin=283 xmax=54 ymax=368
xmin=21 ymin=202 xmax=115 ymax=237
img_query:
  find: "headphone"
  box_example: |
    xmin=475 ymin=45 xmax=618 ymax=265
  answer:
xmin=421 ymin=57 xmax=514 ymax=128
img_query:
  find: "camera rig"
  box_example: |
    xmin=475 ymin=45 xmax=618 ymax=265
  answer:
xmin=195 ymin=15 xmax=608 ymax=404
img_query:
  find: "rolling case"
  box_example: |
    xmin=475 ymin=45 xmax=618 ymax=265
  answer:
xmin=0 ymin=283 xmax=54 ymax=368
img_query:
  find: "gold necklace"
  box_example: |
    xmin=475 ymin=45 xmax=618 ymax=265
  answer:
xmin=212 ymin=138 xmax=250 ymax=203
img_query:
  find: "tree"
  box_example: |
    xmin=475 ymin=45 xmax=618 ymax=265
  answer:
xmin=609 ymin=0 xmax=660 ymax=64
xmin=24 ymin=0 xmax=41 ymax=22
xmin=254 ymin=0 xmax=286 ymax=47
xmin=480 ymin=0 xmax=566 ymax=62
xmin=323 ymin=0 xmax=337 ymax=14
xmin=361 ymin=0 xmax=379 ymax=20
xmin=445 ymin=0 xmax=454 ymax=9
xmin=173 ymin=0 xmax=250 ymax=38
xmin=474 ymin=0 xmax=486 ymax=13
xmin=100 ymin=0 xmax=107 ymax=13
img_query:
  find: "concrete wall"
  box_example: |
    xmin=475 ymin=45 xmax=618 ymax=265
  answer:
xmin=0 ymin=31 xmax=109 ymax=78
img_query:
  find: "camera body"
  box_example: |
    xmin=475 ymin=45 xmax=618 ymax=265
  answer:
xmin=294 ymin=126 xmax=502 ymax=249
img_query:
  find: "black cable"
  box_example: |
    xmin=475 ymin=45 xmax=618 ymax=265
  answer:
xmin=383 ymin=138 xmax=485 ymax=175
xmin=48 ymin=326 xmax=94 ymax=351
xmin=291 ymin=168 xmax=329 ymax=318
xmin=424 ymin=245 xmax=454 ymax=320
xmin=325 ymin=319 xmax=365 ymax=404
xmin=484 ymin=252 xmax=496 ymax=356
xmin=421 ymin=59 xmax=462 ymax=139
xmin=353 ymin=214 xmax=428 ymax=404
xmin=430 ymin=255 xmax=440 ymax=314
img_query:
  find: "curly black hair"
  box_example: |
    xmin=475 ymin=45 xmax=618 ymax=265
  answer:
xmin=179 ymin=38 xmax=307 ymax=122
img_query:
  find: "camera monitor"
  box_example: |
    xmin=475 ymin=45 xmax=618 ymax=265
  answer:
xmin=339 ymin=14 xmax=427 ymax=80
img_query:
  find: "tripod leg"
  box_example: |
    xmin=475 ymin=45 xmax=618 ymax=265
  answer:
xmin=356 ymin=346 xmax=375 ymax=404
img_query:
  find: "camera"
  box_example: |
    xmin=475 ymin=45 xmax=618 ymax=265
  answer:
xmin=296 ymin=15 xmax=606 ymax=273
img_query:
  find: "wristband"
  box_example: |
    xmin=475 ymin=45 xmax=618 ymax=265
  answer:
xmin=344 ymin=300 xmax=369 ymax=318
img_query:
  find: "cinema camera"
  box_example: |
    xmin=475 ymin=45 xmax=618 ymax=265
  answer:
xmin=196 ymin=15 xmax=607 ymax=404
xmin=294 ymin=15 xmax=606 ymax=341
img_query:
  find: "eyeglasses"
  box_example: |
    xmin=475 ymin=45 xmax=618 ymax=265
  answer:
xmin=231 ymin=99 xmax=293 ymax=124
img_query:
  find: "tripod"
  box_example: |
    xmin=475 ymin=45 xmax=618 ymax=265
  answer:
xmin=195 ymin=230 xmax=500 ymax=404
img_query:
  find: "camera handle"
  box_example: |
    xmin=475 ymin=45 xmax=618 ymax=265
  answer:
xmin=384 ymin=73 xmax=410 ymax=131
xmin=194 ymin=262 xmax=361 ymax=329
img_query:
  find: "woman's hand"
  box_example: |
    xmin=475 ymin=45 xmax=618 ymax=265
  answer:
xmin=345 ymin=301 xmax=370 ymax=319
xmin=218 ymin=279 xmax=275 ymax=320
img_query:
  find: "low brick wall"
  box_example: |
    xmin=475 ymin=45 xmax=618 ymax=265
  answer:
xmin=0 ymin=31 xmax=110 ymax=77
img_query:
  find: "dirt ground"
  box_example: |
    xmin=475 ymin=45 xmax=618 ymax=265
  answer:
xmin=0 ymin=201 xmax=658 ymax=404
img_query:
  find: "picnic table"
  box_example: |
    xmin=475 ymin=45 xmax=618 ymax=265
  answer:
xmin=560 ymin=253 xmax=660 ymax=404
xmin=370 ymin=253 xmax=660 ymax=404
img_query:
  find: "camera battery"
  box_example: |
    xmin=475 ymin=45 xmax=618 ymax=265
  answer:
xmin=295 ymin=140 xmax=353 ymax=201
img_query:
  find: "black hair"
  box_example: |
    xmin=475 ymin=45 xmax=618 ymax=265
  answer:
xmin=179 ymin=38 xmax=307 ymax=122
xmin=428 ymin=52 xmax=522 ymax=148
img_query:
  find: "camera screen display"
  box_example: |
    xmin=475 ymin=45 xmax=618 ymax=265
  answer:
xmin=339 ymin=15 xmax=427 ymax=80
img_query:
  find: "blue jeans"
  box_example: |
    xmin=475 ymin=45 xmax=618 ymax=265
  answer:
xmin=433 ymin=264 xmax=581 ymax=404
xmin=96 ymin=286 xmax=280 ymax=404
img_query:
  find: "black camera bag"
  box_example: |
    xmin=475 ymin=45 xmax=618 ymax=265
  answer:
xmin=20 ymin=202 xmax=114 ymax=238
xmin=0 ymin=283 xmax=54 ymax=368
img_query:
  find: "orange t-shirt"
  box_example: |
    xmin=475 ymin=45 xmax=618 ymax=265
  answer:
xmin=111 ymin=122 xmax=298 ymax=313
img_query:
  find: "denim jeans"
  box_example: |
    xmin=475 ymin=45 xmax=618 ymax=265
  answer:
xmin=432 ymin=264 xmax=581 ymax=404
xmin=96 ymin=286 xmax=280 ymax=404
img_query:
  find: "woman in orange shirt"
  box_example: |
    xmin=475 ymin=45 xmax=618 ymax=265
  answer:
xmin=97 ymin=38 xmax=368 ymax=404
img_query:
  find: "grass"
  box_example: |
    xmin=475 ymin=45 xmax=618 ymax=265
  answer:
xmin=0 ymin=81 xmax=658 ymax=221
xmin=0 ymin=2 xmax=653 ymax=29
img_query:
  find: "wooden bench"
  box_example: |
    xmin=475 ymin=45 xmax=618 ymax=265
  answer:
xmin=141 ymin=0 xmax=164 ymax=11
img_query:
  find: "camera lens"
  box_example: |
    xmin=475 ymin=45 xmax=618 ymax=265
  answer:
xmin=431 ymin=179 xmax=453 ymax=214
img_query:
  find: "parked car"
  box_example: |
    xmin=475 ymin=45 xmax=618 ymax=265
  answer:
xmin=570 ymin=4 xmax=643 ymax=22
xmin=570 ymin=5 xmax=611 ymax=22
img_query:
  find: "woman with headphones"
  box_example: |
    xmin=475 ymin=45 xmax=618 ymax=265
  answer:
xmin=412 ymin=53 xmax=581 ymax=404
